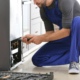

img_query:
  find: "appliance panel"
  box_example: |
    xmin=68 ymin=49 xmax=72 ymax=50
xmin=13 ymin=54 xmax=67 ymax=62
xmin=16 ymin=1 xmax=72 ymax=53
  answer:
xmin=10 ymin=0 xmax=22 ymax=41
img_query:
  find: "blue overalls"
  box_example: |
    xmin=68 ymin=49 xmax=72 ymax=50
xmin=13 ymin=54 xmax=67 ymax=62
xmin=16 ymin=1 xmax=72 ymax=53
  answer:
xmin=32 ymin=0 xmax=80 ymax=66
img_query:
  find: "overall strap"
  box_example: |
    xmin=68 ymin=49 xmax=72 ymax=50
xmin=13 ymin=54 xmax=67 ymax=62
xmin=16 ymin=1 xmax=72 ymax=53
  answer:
xmin=55 ymin=0 xmax=59 ymax=8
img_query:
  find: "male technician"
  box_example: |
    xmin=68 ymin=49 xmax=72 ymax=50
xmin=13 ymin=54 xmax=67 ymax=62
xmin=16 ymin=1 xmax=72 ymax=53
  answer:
xmin=22 ymin=0 xmax=80 ymax=74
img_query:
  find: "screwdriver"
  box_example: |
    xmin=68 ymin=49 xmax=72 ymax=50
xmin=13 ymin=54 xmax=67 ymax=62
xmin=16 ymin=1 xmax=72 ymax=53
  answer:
xmin=19 ymin=37 xmax=31 ymax=41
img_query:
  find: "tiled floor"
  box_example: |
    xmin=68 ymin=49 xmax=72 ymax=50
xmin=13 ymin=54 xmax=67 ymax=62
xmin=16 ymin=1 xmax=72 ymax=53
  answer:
xmin=12 ymin=49 xmax=80 ymax=80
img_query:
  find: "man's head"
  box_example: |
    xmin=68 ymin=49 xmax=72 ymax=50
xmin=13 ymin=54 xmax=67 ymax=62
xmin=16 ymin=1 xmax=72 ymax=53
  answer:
xmin=33 ymin=0 xmax=53 ymax=8
xmin=33 ymin=0 xmax=46 ymax=8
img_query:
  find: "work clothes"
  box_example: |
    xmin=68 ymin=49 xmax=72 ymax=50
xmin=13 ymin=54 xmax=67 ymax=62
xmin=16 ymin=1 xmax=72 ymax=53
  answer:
xmin=32 ymin=0 xmax=80 ymax=66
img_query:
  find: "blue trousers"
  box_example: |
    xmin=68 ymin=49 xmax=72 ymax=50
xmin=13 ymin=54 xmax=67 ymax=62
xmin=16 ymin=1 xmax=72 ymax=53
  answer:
xmin=32 ymin=17 xmax=80 ymax=66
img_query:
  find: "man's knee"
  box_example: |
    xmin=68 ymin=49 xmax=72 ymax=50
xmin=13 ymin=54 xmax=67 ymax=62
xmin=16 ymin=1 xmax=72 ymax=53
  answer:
xmin=73 ymin=16 xmax=80 ymax=21
xmin=72 ymin=16 xmax=80 ymax=30
xmin=32 ymin=56 xmax=37 ymax=66
xmin=32 ymin=55 xmax=41 ymax=66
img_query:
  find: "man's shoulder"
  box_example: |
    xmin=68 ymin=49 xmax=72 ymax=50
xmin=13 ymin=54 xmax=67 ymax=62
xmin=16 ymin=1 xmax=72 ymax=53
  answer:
xmin=58 ymin=0 xmax=73 ymax=12
xmin=58 ymin=0 xmax=72 ymax=4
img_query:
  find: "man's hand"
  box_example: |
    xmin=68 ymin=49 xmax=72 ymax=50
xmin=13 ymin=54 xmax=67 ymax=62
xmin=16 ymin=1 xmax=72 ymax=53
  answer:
xmin=21 ymin=34 xmax=44 ymax=45
xmin=21 ymin=34 xmax=35 ymax=44
xmin=29 ymin=35 xmax=44 ymax=45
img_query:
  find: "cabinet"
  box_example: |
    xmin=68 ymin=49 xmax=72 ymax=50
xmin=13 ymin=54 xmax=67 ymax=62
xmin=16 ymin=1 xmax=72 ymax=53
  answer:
xmin=29 ymin=18 xmax=42 ymax=49
xmin=28 ymin=1 xmax=44 ymax=50
xmin=31 ymin=3 xmax=40 ymax=19
xmin=22 ymin=0 xmax=31 ymax=53
xmin=41 ymin=21 xmax=46 ymax=34
xmin=22 ymin=0 xmax=45 ymax=56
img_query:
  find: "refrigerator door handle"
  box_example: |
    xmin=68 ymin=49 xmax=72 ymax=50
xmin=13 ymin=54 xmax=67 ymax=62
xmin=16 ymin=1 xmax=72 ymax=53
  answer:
xmin=22 ymin=1 xmax=31 ymax=5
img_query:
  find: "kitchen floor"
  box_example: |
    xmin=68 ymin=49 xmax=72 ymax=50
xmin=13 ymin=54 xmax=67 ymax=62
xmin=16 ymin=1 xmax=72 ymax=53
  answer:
xmin=12 ymin=49 xmax=80 ymax=80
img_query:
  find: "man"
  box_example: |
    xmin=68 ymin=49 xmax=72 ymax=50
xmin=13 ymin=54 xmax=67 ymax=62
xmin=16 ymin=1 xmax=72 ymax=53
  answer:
xmin=22 ymin=0 xmax=80 ymax=74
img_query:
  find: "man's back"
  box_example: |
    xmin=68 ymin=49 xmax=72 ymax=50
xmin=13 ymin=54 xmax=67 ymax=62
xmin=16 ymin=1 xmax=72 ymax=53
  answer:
xmin=40 ymin=0 xmax=80 ymax=31
xmin=58 ymin=0 xmax=80 ymax=18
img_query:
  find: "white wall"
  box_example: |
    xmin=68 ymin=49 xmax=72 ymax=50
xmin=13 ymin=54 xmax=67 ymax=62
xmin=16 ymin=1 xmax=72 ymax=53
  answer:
xmin=77 ymin=0 xmax=80 ymax=4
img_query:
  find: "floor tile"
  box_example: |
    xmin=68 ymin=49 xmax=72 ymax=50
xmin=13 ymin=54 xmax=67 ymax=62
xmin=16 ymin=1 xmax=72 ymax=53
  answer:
xmin=12 ymin=49 xmax=80 ymax=80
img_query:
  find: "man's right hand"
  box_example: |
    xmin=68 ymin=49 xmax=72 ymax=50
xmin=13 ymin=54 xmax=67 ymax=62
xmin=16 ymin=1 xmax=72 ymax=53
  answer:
xmin=21 ymin=34 xmax=35 ymax=44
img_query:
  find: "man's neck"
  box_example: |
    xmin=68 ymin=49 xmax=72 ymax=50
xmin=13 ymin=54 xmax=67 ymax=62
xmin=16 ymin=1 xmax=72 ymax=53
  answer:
xmin=46 ymin=0 xmax=54 ymax=6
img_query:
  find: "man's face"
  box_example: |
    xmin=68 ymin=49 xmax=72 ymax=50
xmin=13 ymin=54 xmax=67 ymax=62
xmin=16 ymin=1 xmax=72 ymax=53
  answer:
xmin=34 ymin=0 xmax=46 ymax=8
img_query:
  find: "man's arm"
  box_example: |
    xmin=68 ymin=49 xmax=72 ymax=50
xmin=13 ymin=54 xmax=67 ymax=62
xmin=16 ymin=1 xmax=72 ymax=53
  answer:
xmin=27 ymin=28 xmax=70 ymax=45
xmin=41 ymin=28 xmax=70 ymax=42
xmin=59 ymin=0 xmax=73 ymax=29
xmin=41 ymin=0 xmax=73 ymax=42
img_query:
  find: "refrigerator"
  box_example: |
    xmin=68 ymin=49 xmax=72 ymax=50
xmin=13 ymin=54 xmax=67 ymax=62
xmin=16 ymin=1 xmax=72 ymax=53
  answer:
xmin=0 ymin=0 xmax=22 ymax=71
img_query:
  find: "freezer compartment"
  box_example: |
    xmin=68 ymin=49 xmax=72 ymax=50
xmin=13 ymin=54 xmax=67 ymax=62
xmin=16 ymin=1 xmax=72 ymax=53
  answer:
xmin=10 ymin=0 xmax=22 ymax=41
xmin=11 ymin=38 xmax=22 ymax=67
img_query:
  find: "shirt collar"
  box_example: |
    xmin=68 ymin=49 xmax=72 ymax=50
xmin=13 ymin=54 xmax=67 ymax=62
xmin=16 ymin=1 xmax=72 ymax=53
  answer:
xmin=47 ymin=0 xmax=55 ymax=9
